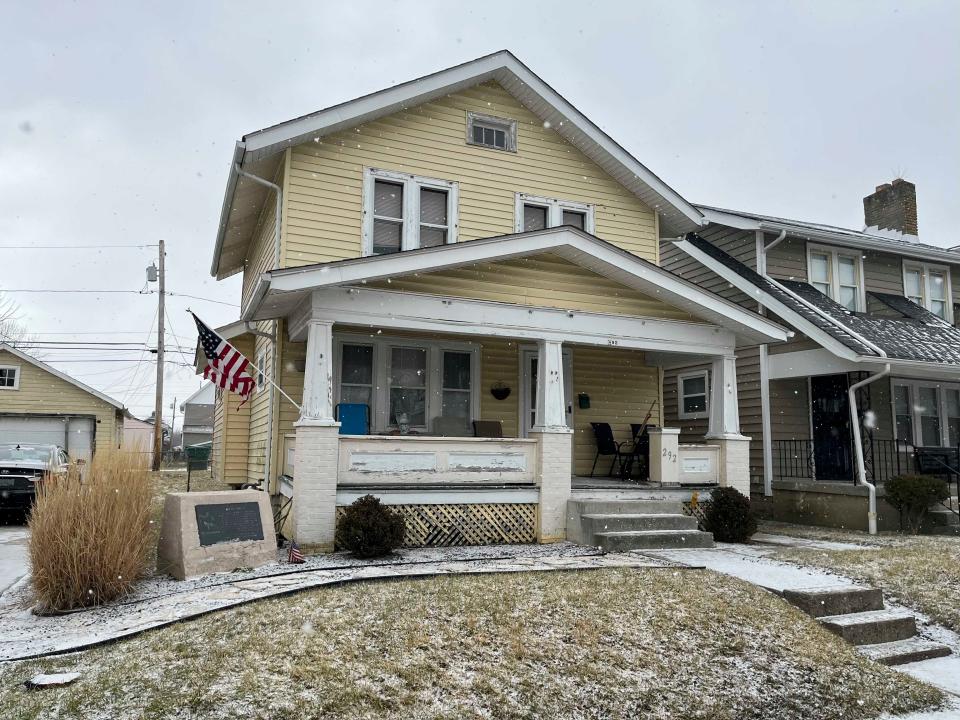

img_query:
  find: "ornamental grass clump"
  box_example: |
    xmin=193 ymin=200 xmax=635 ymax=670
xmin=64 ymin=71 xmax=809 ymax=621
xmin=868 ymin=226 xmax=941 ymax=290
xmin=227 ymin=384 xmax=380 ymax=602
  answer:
xmin=28 ymin=451 xmax=153 ymax=612
xmin=335 ymin=494 xmax=406 ymax=558
xmin=885 ymin=474 xmax=949 ymax=534
xmin=704 ymin=486 xmax=757 ymax=543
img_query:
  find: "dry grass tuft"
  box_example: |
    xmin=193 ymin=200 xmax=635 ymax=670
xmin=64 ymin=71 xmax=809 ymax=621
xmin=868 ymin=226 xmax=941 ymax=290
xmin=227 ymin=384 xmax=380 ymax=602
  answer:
xmin=28 ymin=451 xmax=153 ymax=612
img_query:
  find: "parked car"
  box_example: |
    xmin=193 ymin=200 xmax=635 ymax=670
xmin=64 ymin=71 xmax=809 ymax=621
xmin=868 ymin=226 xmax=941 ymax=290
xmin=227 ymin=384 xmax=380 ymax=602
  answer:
xmin=0 ymin=444 xmax=69 ymax=511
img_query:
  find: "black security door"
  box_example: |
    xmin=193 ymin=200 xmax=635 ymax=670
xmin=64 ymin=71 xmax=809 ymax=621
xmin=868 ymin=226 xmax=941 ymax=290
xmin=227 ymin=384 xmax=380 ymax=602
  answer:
xmin=810 ymin=374 xmax=853 ymax=481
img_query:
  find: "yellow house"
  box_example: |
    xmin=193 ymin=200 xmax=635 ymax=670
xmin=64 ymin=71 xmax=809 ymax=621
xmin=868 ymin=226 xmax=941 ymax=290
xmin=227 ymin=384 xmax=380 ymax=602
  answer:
xmin=206 ymin=51 xmax=789 ymax=551
xmin=0 ymin=343 xmax=124 ymax=462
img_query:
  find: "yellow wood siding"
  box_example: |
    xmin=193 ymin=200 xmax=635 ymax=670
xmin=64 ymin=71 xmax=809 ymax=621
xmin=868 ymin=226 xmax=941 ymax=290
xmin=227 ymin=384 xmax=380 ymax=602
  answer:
xmin=211 ymin=387 xmax=224 ymax=481
xmin=368 ymin=253 xmax=693 ymax=320
xmin=0 ymin=349 xmax=120 ymax=453
xmin=246 ymin=328 xmax=274 ymax=485
xmin=282 ymin=81 xmax=658 ymax=267
xmin=210 ymin=334 xmax=253 ymax=485
xmin=241 ymin=159 xmax=287 ymax=309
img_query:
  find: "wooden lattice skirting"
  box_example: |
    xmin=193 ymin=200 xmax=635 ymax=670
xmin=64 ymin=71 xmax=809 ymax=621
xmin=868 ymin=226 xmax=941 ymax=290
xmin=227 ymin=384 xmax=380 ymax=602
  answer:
xmin=683 ymin=500 xmax=712 ymax=530
xmin=336 ymin=503 xmax=538 ymax=548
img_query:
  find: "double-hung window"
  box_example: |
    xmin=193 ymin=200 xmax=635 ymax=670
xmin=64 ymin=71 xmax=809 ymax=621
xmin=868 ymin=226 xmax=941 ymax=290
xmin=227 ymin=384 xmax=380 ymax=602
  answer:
xmin=0 ymin=365 xmax=19 ymax=390
xmin=903 ymin=262 xmax=953 ymax=322
xmin=515 ymin=193 xmax=594 ymax=234
xmin=335 ymin=336 xmax=478 ymax=434
xmin=806 ymin=244 xmax=864 ymax=311
xmin=677 ymin=370 xmax=709 ymax=420
xmin=362 ymin=169 xmax=459 ymax=256
xmin=893 ymin=380 xmax=960 ymax=447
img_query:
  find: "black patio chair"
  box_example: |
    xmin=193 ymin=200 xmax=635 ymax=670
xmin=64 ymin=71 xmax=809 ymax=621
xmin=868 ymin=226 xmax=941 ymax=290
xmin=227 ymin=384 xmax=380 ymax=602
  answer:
xmin=624 ymin=423 xmax=657 ymax=481
xmin=589 ymin=422 xmax=627 ymax=477
xmin=472 ymin=420 xmax=504 ymax=438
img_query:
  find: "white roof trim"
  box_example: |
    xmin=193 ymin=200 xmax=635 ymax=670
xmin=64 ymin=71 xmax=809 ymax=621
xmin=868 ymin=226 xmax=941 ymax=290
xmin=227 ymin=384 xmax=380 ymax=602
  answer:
xmin=247 ymin=226 xmax=789 ymax=346
xmin=698 ymin=206 xmax=960 ymax=265
xmin=181 ymin=383 xmax=215 ymax=408
xmin=212 ymin=50 xmax=704 ymax=277
xmin=0 ymin=343 xmax=125 ymax=410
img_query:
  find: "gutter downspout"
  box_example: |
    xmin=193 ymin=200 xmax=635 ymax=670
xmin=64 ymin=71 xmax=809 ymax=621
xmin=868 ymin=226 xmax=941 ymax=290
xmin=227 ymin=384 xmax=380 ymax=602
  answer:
xmin=757 ymin=230 xmax=786 ymax=497
xmin=232 ymin=163 xmax=283 ymax=495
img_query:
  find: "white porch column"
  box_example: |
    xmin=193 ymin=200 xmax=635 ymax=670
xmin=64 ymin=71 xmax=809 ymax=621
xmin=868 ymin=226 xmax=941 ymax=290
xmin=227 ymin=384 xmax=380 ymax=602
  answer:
xmin=530 ymin=340 xmax=572 ymax=542
xmin=705 ymin=354 xmax=751 ymax=496
xmin=293 ymin=318 xmax=340 ymax=551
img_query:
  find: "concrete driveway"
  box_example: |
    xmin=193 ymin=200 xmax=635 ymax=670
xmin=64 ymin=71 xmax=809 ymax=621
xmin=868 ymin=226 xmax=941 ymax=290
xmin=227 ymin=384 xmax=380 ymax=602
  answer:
xmin=0 ymin=520 xmax=29 ymax=594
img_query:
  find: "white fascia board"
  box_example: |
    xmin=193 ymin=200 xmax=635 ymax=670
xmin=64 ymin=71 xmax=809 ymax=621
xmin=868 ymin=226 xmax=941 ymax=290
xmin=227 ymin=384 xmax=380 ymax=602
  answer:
xmin=673 ymin=238 xmax=860 ymax=362
xmin=0 ymin=343 xmax=125 ymax=410
xmin=768 ymin=349 xmax=867 ymax=379
xmin=238 ymin=51 xmax=702 ymax=228
xmin=210 ymin=142 xmax=247 ymax=278
xmin=696 ymin=207 xmax=761 ymax=231
xmin=292 ymin=287 xmax=739 ymax=358
xmin=264 ymin=228 xmax=788 ymax=345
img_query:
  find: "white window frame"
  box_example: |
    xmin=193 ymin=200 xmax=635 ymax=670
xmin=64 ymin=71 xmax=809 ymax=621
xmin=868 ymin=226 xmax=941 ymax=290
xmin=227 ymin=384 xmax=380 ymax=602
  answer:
xmin=466 ymin=112 xmax=517 ymax=153
xmin=677 ymin=370 xmax=710 ymax=420
xmin=333 ymin=333 xmax=480 ymax=434
xmin=514 ymin=193 xmax=595 ymax=234
xmin=361 ymin=168 xmax=460 ymax=257
xmin=806 ymin=243 xmax=865 ymax=312
xmin=902 ymin=261 xmax=953 ymax=323
xmin=0 ymin=365 xmax=20 ymax=390
xmin=254 ymin=348 xmax=267 ymax=393
xmin=891 ymin=378 xmax=960 ymax=447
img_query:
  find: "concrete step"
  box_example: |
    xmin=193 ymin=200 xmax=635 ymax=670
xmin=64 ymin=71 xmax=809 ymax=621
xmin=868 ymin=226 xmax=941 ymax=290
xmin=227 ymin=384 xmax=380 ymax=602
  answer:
xmin=857 ymin=637 xmax=953 ymax=666
xmin=568 ymin=498 xmax=685 ymax=516
xmin=782 ymin=585 xmax=884 ymax=618
xmin=819 ymin=609 xmax=917 ymax=646
xmin=925 ymin=509 xmax=960 ymax=526
xmin=581 ymin=513 xmax=699 ymax=536
xmin=595 ymin=529 xmax=714 ymax=552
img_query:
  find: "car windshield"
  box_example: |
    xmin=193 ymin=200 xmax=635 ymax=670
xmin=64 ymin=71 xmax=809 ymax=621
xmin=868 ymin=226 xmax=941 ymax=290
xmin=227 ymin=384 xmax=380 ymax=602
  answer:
xmin=0 ymin=445 xmax=55 ymax=463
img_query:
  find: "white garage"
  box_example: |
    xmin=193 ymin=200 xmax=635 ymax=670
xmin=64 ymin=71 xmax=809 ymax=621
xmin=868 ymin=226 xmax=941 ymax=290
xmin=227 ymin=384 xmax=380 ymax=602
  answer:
xmin=0 ymin=416 xmax=97 ymax=463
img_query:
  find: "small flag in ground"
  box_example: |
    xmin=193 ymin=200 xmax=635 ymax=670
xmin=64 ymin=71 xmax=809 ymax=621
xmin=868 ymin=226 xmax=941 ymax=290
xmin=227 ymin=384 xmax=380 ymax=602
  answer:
xmin=288 ymin=541 xmax=305 ymax=564
xmin=192 ymin=313 xmax=255 ymax=406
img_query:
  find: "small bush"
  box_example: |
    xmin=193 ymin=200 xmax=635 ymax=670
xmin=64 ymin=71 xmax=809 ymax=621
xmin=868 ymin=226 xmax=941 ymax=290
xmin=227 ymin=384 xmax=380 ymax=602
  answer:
xmin=885 ymin=474 xmax=949 ymax=534
xmin=704 ymin=487 xmax=757 ymax=543
xmin=28 ymin=451 xmax=153 ymax=612
xmin=335 ymin=494 xmax=406 ymax=558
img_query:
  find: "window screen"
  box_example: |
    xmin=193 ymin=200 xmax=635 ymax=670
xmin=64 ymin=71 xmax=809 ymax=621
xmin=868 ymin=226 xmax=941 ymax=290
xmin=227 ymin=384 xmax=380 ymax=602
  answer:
xmin=419 ymin=188 xmax=448 ymax=248
xmin=372 ymin=180 xmax=403 ymax=255
xmin=523 ymin=204 xmax=548 ymax=232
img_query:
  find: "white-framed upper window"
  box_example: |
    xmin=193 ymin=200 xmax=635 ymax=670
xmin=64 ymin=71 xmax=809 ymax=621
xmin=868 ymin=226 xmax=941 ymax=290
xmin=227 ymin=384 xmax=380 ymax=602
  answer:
xmin=677 ymin=370 xmax=709 ymax=420
xmin=514 ymin=193 xmax=595 ymax=234
xmin=334 ymin=334 xmax=479 ymax=434
xmin=806 ymin=244 xmax=865 ymax=312
xmin=893 ymin=379 xmax=960 ymax=447
xmin=903 ymin=261 xmax=953 ymax=322
xmin=254 ymin=348 xmax=266 ymax=392
xmin=0 ymin=365 xmax=20 ymax=390
xmin=362 ymin=168 xmax=459 ymax=257
xmin=466 ymin=112 xmax=517 ymax=152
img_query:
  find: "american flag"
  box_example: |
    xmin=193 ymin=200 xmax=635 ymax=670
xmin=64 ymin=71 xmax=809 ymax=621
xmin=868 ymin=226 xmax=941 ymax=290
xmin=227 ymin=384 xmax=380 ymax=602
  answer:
xmin=288 ymin=541 xmax=305 ymax=564
xmin=192 ymin=313 xmax=255 ymax=405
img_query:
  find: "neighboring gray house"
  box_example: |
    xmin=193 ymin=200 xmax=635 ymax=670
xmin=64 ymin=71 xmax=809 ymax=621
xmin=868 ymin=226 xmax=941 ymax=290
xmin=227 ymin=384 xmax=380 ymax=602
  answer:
xmin=180 ymin=383 xmax=215 ymax=448
xmin=660 ymin=179 xmax=960 ymax=533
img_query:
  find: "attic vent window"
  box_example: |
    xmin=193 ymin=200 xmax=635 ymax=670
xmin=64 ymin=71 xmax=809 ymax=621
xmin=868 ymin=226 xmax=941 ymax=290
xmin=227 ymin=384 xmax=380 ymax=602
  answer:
xmin=466 ymin=112 xmax=516 ymax=152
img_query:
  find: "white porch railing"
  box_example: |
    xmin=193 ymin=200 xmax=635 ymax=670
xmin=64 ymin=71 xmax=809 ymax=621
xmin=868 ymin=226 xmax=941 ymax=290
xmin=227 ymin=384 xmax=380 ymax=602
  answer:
xmin=337 ymin=435 xmax=538 ymax=486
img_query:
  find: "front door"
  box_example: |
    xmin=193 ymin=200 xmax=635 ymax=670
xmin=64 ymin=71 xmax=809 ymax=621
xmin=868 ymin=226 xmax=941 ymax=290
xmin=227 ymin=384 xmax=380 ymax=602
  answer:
xmin=810 ymin=374 xmax=853 ymax=481
xmin=520 ymin=348 xmax=573 ymax=436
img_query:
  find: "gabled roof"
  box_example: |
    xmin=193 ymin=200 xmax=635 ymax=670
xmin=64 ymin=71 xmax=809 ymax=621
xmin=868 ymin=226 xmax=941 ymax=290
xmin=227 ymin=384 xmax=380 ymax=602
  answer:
xmin=245 ymin=225 xmax=789 ymax=347
xmin=212 ymin=50 xmax=704 ymax=279
xmin=181 ymin=383 xmax=215 ymax=408
xmin=697 ymin=205 xmax=960 ymax=265
xmin=675 ymin=234 xmax=960 ymax=368
xmin=0 ymin=343 xmax=125 ymax=410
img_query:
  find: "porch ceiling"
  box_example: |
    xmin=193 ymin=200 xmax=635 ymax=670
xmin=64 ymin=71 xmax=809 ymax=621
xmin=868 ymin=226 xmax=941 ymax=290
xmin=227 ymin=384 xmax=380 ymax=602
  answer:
xmin=245 ymin=226 xmax=789 ymax=347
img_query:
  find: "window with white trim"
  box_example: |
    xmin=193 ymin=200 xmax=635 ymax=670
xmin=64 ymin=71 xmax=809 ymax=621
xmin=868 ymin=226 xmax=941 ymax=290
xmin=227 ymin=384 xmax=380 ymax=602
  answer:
xmin=806 ymin=244 xmax=864 ymax=311
xmin=677 ymin=370 xmax=709 ymax=420
xmin=514 ymin=193 xmax=595 ymax=234
xmin=362 ymin=169 xmax=459 ymax=256
xmin=466 ymin=112 xmax=517 ymax=152
xmin=903 ymin=261 xmax=953 ymax=322
xmin=893 ymin=379 xmax=960 ymax=447
xmin=335 ymin=335 xmax=479 ymax=434
xmin=0 ymin=365 xmax=20 ymax=390
xmin=254 ymin=349 xmax=266 ymax=392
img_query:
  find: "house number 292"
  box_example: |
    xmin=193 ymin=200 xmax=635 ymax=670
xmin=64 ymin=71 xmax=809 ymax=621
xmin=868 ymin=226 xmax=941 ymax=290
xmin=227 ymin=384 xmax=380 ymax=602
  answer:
xmin=662 ymin=449 xmax=676 ymax=463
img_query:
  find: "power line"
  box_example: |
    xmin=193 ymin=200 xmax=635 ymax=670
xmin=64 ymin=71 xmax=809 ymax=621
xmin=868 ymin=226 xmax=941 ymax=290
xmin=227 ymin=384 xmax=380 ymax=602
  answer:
xmin=166 ymin=291 xmax=239 ymax=308
xmin=0 ymin=244 xmax=159 ymax=249
xmin=1 ymin=288 xmax=238 ymax=307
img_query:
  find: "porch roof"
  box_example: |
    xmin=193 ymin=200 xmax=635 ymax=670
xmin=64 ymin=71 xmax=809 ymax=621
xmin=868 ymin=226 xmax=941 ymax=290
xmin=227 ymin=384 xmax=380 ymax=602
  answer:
xmin=243 ymin=226 xmax=790 ymax=347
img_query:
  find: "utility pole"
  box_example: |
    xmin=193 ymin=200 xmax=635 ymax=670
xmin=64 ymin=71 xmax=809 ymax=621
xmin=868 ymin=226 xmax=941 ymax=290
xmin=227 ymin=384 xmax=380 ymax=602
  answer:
xmin=152 ymin=239 xmax=165 ymax=471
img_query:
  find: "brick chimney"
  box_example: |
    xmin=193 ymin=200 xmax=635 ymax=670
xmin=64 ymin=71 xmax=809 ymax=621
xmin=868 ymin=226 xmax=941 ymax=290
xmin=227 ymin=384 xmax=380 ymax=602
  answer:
xmin=863 ymin=178 xmax=918 ymax=237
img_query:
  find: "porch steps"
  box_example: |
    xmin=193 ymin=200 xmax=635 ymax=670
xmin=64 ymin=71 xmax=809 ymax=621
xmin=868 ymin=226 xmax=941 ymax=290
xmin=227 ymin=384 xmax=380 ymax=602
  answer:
xmin=923 ymin=499 xmax=960 ymax=535
xmin=783 ymin=585 xmax=952 ymax=666
xmin=566 ymin=498 xmax=714 ymax=550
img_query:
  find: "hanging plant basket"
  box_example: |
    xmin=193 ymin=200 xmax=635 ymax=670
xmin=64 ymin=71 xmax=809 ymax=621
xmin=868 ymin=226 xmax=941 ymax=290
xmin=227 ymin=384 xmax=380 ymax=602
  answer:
xmin=490 ymin=383 xmax=511 ymax=401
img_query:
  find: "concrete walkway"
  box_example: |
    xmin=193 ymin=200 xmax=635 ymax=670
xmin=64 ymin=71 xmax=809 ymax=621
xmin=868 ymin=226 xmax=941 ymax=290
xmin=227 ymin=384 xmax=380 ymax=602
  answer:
xmin=0 ymin=544 xmax=674 ymax=662
xmin=643 ymin=541 xmax=960 ymax=702
xmin=0 ymin=525 xmax=29 ymax=595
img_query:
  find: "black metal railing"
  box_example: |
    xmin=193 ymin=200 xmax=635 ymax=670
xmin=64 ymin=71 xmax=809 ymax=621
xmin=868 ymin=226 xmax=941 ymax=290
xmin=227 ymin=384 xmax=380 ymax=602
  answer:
xmin=867 ymin=439 xmax=915 ymax=484
xmin=773 ymin=439 xmax=815 ymax=480
xmin=914 ymin=446 xmax=960 ymax=518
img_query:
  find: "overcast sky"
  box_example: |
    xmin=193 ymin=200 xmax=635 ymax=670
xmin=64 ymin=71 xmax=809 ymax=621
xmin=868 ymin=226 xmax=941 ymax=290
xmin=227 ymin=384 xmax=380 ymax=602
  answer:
xmin=1 ymin=0 xmax=958 ymax=424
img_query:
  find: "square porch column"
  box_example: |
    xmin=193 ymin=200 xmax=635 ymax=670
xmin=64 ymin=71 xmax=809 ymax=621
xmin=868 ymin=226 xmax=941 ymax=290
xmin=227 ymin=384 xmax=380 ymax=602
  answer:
xmin=529 ymin=339 xmax=573 ymax=542
xmin=292 ymin=318 xmax=340 ymax=551
xmin=705 ymin=354 xmax=751 ymax=496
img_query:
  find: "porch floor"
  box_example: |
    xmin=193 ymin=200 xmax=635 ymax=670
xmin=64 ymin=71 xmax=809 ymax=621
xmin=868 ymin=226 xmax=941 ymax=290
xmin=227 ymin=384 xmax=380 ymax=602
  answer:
xmin=571 ymin=475 xmax=715 ymax=500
